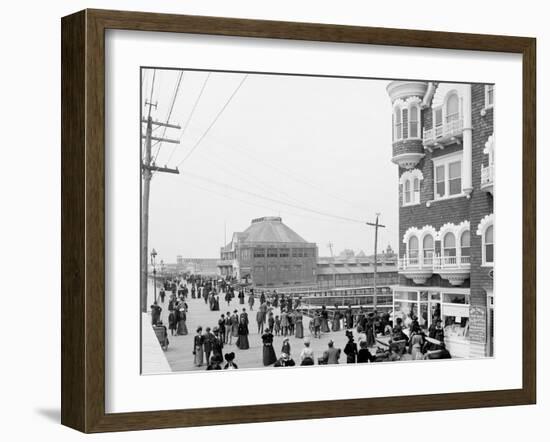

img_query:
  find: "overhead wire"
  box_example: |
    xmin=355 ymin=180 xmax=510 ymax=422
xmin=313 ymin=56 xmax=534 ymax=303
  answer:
xmin=175 ymin=74 xmax=248 ymax=169
xmin=164 ymin=72 xmax=211 ymax=166
xmin=181 ymin=170 xmax=366 ymax=224
xmin=181 ymin=176 xmax=354 ymax=226
xmin=217 ymin=140 xmax=366 ymax=214
xmin=151 ymin=70 xmax=184 ymax=171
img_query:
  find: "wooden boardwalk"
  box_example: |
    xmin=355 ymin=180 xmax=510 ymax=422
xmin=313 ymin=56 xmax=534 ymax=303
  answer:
xmin=144 ymin=282 xmax=368 ymax=373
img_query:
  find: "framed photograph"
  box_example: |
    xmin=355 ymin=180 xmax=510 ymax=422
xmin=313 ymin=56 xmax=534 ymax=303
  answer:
xmin=61 ymin=9 xmax=536 ymax=433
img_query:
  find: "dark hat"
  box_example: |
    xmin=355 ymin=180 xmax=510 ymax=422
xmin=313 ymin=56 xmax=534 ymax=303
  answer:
xmin=211 ymin=354 xmax=223 ymax=364
xmin=224 ymin=352 xmax=235 ymax=362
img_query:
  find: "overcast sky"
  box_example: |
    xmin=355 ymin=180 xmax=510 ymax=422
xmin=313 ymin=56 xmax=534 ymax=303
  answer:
xmin=142 ymin=68 xmax=398 ymax=262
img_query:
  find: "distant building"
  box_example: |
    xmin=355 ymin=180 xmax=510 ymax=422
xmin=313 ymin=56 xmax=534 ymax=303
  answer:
xmin=218 ymin=216 xmax=399 ymax=290
xmin=316 ymin=255 xmax=398 ymax=289
xmin=174 ymin=258 xmax=218 ymax=275
xmin=219 ymin=216 xmax=318 ymax=287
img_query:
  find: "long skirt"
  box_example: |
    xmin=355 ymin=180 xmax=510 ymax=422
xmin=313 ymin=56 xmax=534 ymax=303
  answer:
xmin=366 ymin=328 xmax=375 ymax=347
xmin=295 ymin=322 xmax=304 ymax=339
xmin=263 ymin=344 xmax=277 ymax=366
xmin=236 ymin=334 xmax=250 ymax=350
xmin=321 ymin=318 xmax=330 ymax=333
xmin=332 ymin=318 xmax=341 ymax=332
xmin=194 ymin=346 xmax=204 ymax=366
xmin=231 ymin=324 xmax=239 ymax=337
xmin=239 ymin=297 xmax=245 ymax=305
xmin=177 ymin=320 xmax=188 ymax=335
xmin=411 ymin=345 xmax=422 ymax=360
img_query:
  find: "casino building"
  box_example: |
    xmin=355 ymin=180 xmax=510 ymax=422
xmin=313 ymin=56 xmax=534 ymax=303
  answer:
xmin=219 ymin=216 xmax=400 ymax=292
xmin=218 ymin=216 xmax=318 ymax=287
xmin=386 ymin=80 xmax=494 ymax=358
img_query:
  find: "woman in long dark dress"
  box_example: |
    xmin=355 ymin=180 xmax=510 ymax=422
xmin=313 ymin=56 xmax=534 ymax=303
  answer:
xmin=168 ymin=310 xmax=177 ymax=336
xmin=177 ymin=308 xmax=188 ymax=335
xmin=229 ymin=310 xmax=239 ymax=344
xmin=332 ymin=306 xmax=342 ymax=332
xmin=236 ymin=318 xmax=250 ymax=350
xmin=238 ymin=289 xmax=245 ymax=305
xmin=345 ymin=305 xmax=353 ymax=329
xmin=343 ymin=331 xmax=358 ymax=363
xmin=320 ymin=305 xmax=330 ymax=333
xmin=294 ymin=311 xmax=304 ymax=339
xmin=225 ymin=290 xmax=232 ymax=306
xmin=193 ymin=327 xmax=204 ymax=367
xmin=261 ymin=330 xmax=277 ymax=366
xmin=366 ymin=313 xmax=376 ymax=347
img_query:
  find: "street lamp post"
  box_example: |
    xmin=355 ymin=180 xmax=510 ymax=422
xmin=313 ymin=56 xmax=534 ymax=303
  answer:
xmin=151 ymin=248 xmax=158 ymax=304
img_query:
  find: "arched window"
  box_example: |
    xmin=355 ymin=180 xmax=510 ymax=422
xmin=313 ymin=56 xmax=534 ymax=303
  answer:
xmin=413 ymin=178 xmax=420 ymax=203
xmin=422 ymin=235 xmax=434 ymax=265
xmin=394 ymin=107 xmax=402 ymax=140
xmin=446 ymin=93 xmax=459 ymax=123
xmin=404 ymin=180 xmax=411 ymax=204
xmin=409 ymin=105 xmax=419 ymax=138
xmin=443 ymin=232 xmax=456 ymax=258
xmin=408 ymin=236 xmax=419 ymax=261
xmin=460 ymin=231 xmax=470 ymax=259
xmin=484 ymin=225 xmax=494 ymax=264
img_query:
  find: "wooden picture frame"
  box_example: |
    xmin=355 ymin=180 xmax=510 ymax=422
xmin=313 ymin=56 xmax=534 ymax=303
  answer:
xmin=61 ymin=8 xmax=536 ymax=433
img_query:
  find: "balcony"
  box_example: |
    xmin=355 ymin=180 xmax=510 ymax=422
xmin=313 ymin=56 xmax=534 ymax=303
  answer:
xmin=399 ymin=254 xmax=470 ymax=286
xmin=391 ymin=138 xmax=425 ymax=170
xmin=480 ymin=164 xmax=494 ymax=195
xmin=398 ymin=255 xmax=433 ymax=284
xmin=423 ymin=118 xmax=464 ymax=149
xmin=217 ymin=259 xmax=234 ymax=267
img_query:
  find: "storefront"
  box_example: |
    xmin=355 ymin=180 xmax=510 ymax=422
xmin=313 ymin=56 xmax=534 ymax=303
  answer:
xmin=392 ymin=286 xmax=471 ymax=358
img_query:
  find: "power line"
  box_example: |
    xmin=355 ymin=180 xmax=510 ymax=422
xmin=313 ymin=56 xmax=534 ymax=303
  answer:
xmin=181 ymin=176 xmax=355 ymax=225
xmin=151 ymin=71 xmax=184 ymax=169
xmin=211 ymin=140 xmax=366 ymax=214
xmin=165 ymin=72 xmax=211 ymax=166
xmin=190 ymin=147 xmax=317 ymax=211
xmin=147 ymin=69 xmax=156 ymax=118
xmin=181 ymin=170 xmax=365 ymax=224
xmin=176 ymin=74 xmax=248 ymax=168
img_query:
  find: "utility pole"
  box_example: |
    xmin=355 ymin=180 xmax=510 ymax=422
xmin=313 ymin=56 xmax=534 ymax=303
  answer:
xmin=141 ymin=101 xmax=181 ymax=313
xmin=327 ymin=242 xmax=335 ymax=288
xmin=327 ymin=242 xmax=334 ymax=257
xmin=366 ymin=213 xmax=386 ymax=311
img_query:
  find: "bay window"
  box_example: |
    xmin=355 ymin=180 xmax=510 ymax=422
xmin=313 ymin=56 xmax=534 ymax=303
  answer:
xmin=433 ymin=152 xmax=463 ymax=200
xmin=409 ymin=104 xmax=419 ymax=138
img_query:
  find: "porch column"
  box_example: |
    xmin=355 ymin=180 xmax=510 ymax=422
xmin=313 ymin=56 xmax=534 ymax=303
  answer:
xmin=462 ymin=85 xmax=473 ymax=195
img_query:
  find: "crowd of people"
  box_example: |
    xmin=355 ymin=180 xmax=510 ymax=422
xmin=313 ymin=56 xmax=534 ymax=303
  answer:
xmin=150 ymin=274 xmax=451 ymax=371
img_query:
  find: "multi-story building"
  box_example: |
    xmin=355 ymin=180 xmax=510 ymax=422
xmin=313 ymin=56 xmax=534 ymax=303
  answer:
xmin=218 ymin=216 xmax=318 ymax=287
xmin=387 ymin=80 xmax=494 ymax=358
xmin=316 ymin=251 xmax=398 ymax=289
